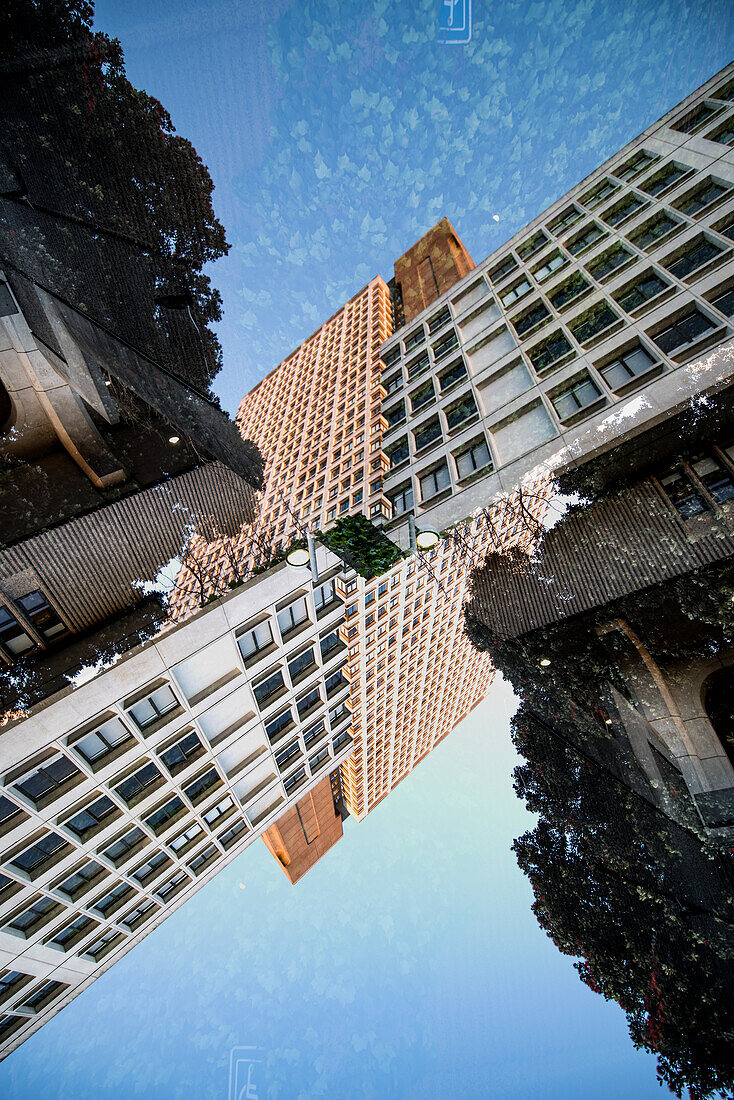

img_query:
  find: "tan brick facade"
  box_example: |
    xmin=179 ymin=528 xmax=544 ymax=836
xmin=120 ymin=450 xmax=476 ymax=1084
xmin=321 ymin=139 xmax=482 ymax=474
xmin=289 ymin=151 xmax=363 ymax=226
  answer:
xmin=393 ymin=218 xmax=475 ymax=323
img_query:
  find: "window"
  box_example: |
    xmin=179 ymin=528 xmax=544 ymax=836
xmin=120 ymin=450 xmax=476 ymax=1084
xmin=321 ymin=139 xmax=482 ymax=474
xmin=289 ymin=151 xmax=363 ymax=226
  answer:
xmin=145 ymin=795 xmax=184 ymax=833
xmin=672 ymin=102 xmax=720 ymax=134
xmin=237 ymin=620 xmax=272 ymax=660
xmin=709 ymin=119 xmax=734 ymax=147
xmin=602 ymin=193 xmax=647 ymax=227
xmin=389 ymin=483 xmax=414 ymax=516
xmin=653 ymin=310 xmax=717 ymax=355
xmin=512 ymin=301 xmax=549 ymax=335
xmin=517 ymin=230 xmax=547 ymax=259
xmin=489 ymin=256 xmax=517 ymax=283
xmin=325 ymin=670 xmax=345 ymax=696
xmin=0 ymin=970 xmax=30 ymax=1002
xmin=500 ymin=277 xmax=532 ymax=308
xmin=0 ymin=605 xmax=34 ymax=655
xmin=455 ymin=440 xmax=492 ymax=479
xmin=57 ymin=861 xmax=104 ymax=899
xmin=428 ymin=306 xmax=451 ymax=332
xmin=276 ymin=597 xmax=308 ymax=635
xmin=133 ymin=850 xmax=169 ymax=884
xmin=527 ymin=331 xmax=573 ymax=374
xmin=309 ymin=746 xmax=330 ymax=772
xmin=567 ymin=222 xmax=605 ymax=256
xmin=599 ymin=344 xmax=659 ymax=389
xmin=384 ymin=372 xmax=402 ymax=395
xmin=159 ymin=731 xmax=203 ymax=775
xmin=170 ymin=824 xmax=203 ymax=854
xmin=382 ymin=345 xmax=401 ymax=368
xmin=581 ymin=179 xmax=618 ymax=208
xmin=127 ymin=685 xmax=178 ymax=731
xmin=14 ymin=754 xmax=80 ymax=806
xmin=95 ymin=883 xmax=133 ymax=917
xmin=406 ymin=352 xmax=430 ymax=379
xmin=691 ymin=455 xmax=734 ymax=504
xmin=386 ymin=438 xmax=408 ymax=468
xmin=663 ymin=238 xmax=725 ymax=279
xmin=384 ymin=400 xmax=405 ymax=429
xmin=614 ymin=149 xmax=657 ymax=181
xmin=203 ymin=797 xmax=234 ymax=828
xmin=640 ymin=162 xmax=689 ymax=196
xmin=157 ymin=871 xmax=189 ymax=902
xmin=16 ymin=591 xmax=67 ymax=642
xmin=420 ymin=463 xmax=451 ymax=500
xmin=329 ymin=703 xmax=350 ymax=727
xmin=114 ymin=762 xmax=161 ymax=806
xmin=20 ymin=980 xmax=67 ymax=1013
xmin=435 ymin=361 xmax=466 ymax=395
xmin=445 ymin=393 xmax=478 ymax=430
xmin=550 ymin=376 xmax=603 ymax=421
xmin=10 ymin=832 xmax=68 ymax=875
xmin=614 ymin=272 xmax=670 ymax=313
xmin=549 ymin=205 xmax=583 ymax=234
xmin=710 ymin=287 xmax=734 ymax=318
xmin=314 ymin=580 xmax=335 ymax=611
xmin=8 ymin=896 xmax=59 ymax=936
xmin=74 ymin=717 xmax=133 ymax=768
xmin=675 ymin=179 xmax=729 ymax=216
xmin=629 ymin=213 xmax=680 ymax=250
xmin=432 ymin=332 xmax=458 ymax=361
xmin=532 ymin=252 xmax=566 ymax=281
xmin=184 ymin=768 xmax=220 ymax=804
xmin=404 ymin=328 xmax=424 ymax=352
xmin=410 ymin=380 xmax=434 ymax=412
xmin=288 ymin=647 xmax=315 ymax=681
xmin=548 ymin=273 xmax=589 ymax=311
xmin=102 ymin=826 xmax=145 ymax=865
xmin=659 ymin=469 xmax=709 ymax=518
xmin=320 ymin=630 xmax=340 ymax=659
xmin=585 ymin=247 xmax=633 ymax=288
xmin=219 ymin=821 xmax=248 ymax=850
xmin=569 ymin=303 xmax=619 ymax=344
xmin=413 ymin=417 xmax=442 ymax=451
xmin=122 ymin=901 xmax=157 ymax=931
xmin=276 ymin=741 xmax=301 ymax=771
xmin=65 ymin=795 xmax=116 ymax=838
xmin=284 ymin=768 xmax=307 ymax=795
xmin=51 ymin=914 xmax=97 ymax=950
xmin=254 ymin=670 xmax=285 ymax=708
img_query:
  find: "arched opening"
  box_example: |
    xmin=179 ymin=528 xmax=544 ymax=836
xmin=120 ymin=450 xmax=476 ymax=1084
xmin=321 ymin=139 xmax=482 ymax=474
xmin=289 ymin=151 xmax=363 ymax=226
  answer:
xmin=703 ymin=666 xmax=734 ymax=769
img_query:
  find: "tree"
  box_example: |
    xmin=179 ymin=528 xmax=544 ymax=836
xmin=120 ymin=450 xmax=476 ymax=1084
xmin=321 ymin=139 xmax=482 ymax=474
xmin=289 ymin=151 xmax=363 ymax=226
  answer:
xmin=0 ymin=0 xmax=229 ymax=393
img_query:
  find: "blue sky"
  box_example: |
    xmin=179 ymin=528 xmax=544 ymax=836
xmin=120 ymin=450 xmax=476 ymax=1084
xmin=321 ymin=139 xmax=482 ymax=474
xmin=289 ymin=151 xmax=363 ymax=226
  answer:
xmin=2 ymin=2 xmax=732 ymax=1095
xmin=0 ymin=680 xmax=667 ymax=1099
xmin=94 ymin=0 xmax=732 ymax=414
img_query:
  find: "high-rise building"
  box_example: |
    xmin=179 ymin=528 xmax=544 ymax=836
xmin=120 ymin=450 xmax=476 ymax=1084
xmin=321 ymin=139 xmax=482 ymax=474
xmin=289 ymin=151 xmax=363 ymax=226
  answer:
xmin=0 ymin=542 xmax=354 ymax=1057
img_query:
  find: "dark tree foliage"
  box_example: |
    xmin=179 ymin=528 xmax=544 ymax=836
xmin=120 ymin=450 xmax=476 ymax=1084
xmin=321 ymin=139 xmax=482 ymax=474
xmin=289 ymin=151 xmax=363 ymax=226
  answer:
xmin=512 ymin=709 xmax=734 ymax=1100
xmin=0 ymin=0 xmax=229 ymax=394
xmin=319 ymin=515 xmax=403 ymax=579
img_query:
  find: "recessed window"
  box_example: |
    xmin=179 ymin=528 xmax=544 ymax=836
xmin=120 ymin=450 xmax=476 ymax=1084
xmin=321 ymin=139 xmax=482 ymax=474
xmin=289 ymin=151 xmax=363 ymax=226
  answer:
xmin=420 ymin=463 xmax=451 ymax=500
xmin=710 ymin=287 xmax=734 ymax=318
xmin=599 ymin=344 xmax=659 ymax=390
xmin=406 ymin=351 xmax=430 ymax=380
xmin=183 ymin=767 xmax=220 ymax=805
xmin=614 ymin=271 xmax=670 ymax=313
xmin=169 ymin=823 xmax=203 ymax=855
xmin=659 ymin=469 xmax=709 ymax=518
xmin=314 ymin=580 xmax=336 ymax=612
xmin=381 ymin=345 xmax=401 ymax=368
xmin=202 ymin=797 xmax=235 ymax=828
xmin=581 ymin=178 xmax=618 ymax=208
xmin=95 ymin=882 xmax=134 ymax=918
xmin=133 ymin=850 xmax=170 ymax=884
xmin=640 ymin=162 xmax=690 ymax=197
xmin=265 ymin=708 xmax=293 ymax=743
xmin=0 ymin=969 xmax=31 ymax=1003
xmin=114 ymin=761 xmax=161 ymax=805
xmin=550 ymin=376 xmax=603 ymax=422
xmin=652 ymin=309 xmax=717 ymax=356
xmin=567 ymin=222 xmax=606 ymax=256
xmin=454 ymin=439 xmax=492 ymax=479
xmin=75 ymin=717 xmax=133 ymax=768
xmin=10 ymin=832 xmax=68 ymax=875
xmin=674 ymin=179 xmax=730 ymax=216
xmin=383 ymin=372 xmax=402 ymax=395
xmin=517 ymin=230 xmax=548 ymax=260
xmin=404 ymin=328 xmax=424 ymax=352
xmin=500 ymin=276 xmax=532 ymax=308
xmin=432 ymin=331 xmax=459 ymax=362
xmin=122 ymin=900 xmax=157 ymax=931
xmin=288 ymin=646 xmax=315 ymax=681
xmin=389 ymin=483 xmax=414 ymax=516
xmin=410 ymin=380 xmax=434 ymax=412
xmin=297 ymin=686 xmax=321 ymax=719
xmin=0 ymin=793 xmax=22 ymax=831
xmin=527 ymin=331 xmax=574 ymax=375
xmin=14 ymin=754 xmax=81 ymax=807
xmin=445 ymin=393 xmax=478 ymax=431
xmin=548 ymin=205 xmax=583 ymax=235
xmin=629 ymin=213 xmax=681 ymax=250
xmin=428 ymin=306 xmax=451 ymax=333
xmin=157 ymin=870 xmax=189 ymax=903
xmin=672 ymin=102 xmax=721 ymax=134
xmin=66 ymin=795 xmax=116 ymax=838
xmin=384 ymin=400 xmax=405 ymax=429
xmin=8 ymin=896 xmax=59 ymax=937
xmin=532 ymin=252 xmax=566 ymax=282
xmin=127 ymin=685 xmax=178 ymax=731
xmin=413 ymin=417 xmax=442 ymax=452
xmin=512 ymin=301 xmax=550 ymax=336
xmin=276 ymin=597 xmax=308 ymax=636
xmin=0 ymin=605 xmax=35 ymax=656
xmin=708 ymin=119 xmax=734 ymax=147
xmin=159 ymin=731 xmax=203 ymax=775
xmin=691 ymin=455 xmax=734 ymax=504
xmin=57 ymin=861 xmax=105 ymax=900
xmin=50 ymin=914 xmax=97 ymax=951
xmin=569 ymin=303 xmax=619 ymax=345
xmin=386 ymin=437 xmax=408 ymax=468
xmin=320 ymin=630 xmax=340 ymax=659
xmin=146 ymin=795 xmax=184 ymax=834
xmin=663 ymin=238 xmax=726 ymax=279
xmin=548 ymin=272 xmax=590 ymax=311
xmin=438 ymin=359 xmax=467 ymax=392
xmin=17 ymin=591 xmax=67 ymax=642
xmin=614 ymin=149 xmax=658 ymax=181
xmin=19 ymin=979 xmax=67 ymax=1013
xmin=102 ymin=826 xmax=145 ymax=865
xmin=586 ymin=243 xmax=634 ymax=281
xmin=489 ymin=256 xmax=518 ymax=283
xmin=601 ymin=192 xmax=647 ymax=227
xmin=276 ymin=741 xmax=301 ymax=772
xmin=253 ymin=669 xmax=285 ymax=707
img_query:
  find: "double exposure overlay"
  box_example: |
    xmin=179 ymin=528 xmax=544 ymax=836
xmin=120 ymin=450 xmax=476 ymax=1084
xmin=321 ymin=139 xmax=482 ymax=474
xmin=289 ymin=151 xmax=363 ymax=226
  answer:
xmin=1 ymin=2 xmax=734 ymax=1096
